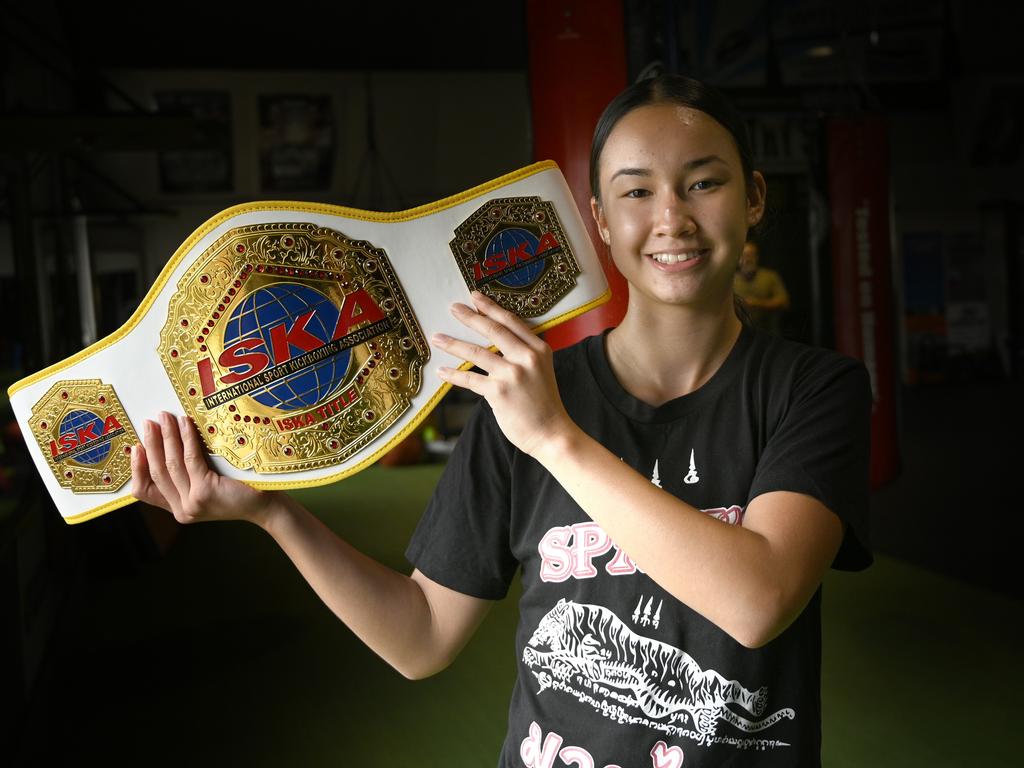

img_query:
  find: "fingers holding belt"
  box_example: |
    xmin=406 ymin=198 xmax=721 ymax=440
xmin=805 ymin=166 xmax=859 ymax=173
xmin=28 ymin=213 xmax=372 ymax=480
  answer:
xmin=133 ymin=412 xmax=213 ymax=514
xmin=446 ymin=291 xmax=546 ymax=361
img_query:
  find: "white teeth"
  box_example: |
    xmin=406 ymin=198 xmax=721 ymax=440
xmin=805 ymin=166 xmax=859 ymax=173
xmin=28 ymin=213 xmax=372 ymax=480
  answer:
xmin=650 ymin=251 xmax=703 ymax=264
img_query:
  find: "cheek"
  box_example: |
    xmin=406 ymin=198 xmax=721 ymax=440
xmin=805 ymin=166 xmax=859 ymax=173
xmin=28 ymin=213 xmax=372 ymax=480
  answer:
xmin=707 ymin=197 xmax=752 ymax=247
xmin=604 ymin=208 xmax=645 ymax=246
xmin=605 ymin=215 xmax=646 ymax=272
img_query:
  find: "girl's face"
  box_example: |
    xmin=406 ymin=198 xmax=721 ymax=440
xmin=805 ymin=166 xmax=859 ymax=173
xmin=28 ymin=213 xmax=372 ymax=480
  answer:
xmin=592 ymin=103 xmax=765 ymax=313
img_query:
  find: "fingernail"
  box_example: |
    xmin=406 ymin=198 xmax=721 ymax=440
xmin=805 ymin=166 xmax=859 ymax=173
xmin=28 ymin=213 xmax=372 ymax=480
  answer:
xmin=437 ymin=367 xmax=451 ymax=377
xmin=431 ymin=333 xmax=451 ymax=344
xmin=145 ymin=420 xmax=154 ymax=436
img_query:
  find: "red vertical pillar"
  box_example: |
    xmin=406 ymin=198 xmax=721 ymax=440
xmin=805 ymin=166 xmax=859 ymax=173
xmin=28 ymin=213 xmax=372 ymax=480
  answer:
xmin=526 ymin=0 xmax=630 ymax=348
xmin=828 ymin=117 xmax=900 ymax=488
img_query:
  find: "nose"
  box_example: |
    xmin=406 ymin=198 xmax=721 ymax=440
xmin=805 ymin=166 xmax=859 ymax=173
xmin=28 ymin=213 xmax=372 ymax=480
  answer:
xmin=654 ymin=193 xmax=697 ymax=237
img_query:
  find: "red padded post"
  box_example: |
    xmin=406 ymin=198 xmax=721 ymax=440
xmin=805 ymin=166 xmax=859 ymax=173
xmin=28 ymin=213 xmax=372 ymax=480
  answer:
xmin=526 ymin=0 xmax=630 ymax=348
xmin=828 ymin=117 xmax=900 ymax=488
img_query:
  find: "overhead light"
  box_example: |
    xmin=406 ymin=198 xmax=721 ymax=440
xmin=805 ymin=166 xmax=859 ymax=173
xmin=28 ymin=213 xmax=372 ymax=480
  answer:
xmin=806 ymin=45 xmax=834 ymax=58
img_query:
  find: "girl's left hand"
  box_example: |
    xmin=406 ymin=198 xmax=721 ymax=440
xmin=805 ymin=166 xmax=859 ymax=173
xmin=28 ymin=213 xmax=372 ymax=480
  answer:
xmin=432 ymin=291 xmax=574 ymax=458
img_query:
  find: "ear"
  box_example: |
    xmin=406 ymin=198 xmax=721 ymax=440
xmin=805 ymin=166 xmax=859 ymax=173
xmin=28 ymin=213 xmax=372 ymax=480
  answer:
xmin=590 ymin=196 xmax=611 ymax=245
xmin=746 ymin=171 xmax=767 ymax=227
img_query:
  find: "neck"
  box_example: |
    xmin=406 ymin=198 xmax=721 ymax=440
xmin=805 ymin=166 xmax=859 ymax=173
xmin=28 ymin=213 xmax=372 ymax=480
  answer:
xmin=605 ymin=296 xmax=743 ymax=406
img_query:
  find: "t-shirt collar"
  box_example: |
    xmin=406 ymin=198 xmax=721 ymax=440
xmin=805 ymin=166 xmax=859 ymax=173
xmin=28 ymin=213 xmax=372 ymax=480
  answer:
xmin=585 ymin=324 xmax=752 ymax=423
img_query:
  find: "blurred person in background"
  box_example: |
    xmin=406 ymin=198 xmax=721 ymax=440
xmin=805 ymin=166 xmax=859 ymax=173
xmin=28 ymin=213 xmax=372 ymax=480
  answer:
xmin=734 ymin=240 xmax=790 ymax=334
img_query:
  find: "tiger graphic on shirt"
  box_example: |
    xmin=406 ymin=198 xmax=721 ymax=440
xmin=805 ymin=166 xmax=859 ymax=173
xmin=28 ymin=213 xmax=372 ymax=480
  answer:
xmin=523 ymin=599 xmax=795 ymax=738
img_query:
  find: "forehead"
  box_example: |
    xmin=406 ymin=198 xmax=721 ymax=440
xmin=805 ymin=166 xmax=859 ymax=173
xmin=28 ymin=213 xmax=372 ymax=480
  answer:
xmin=600 ymin=103 xmax=741 ymax=175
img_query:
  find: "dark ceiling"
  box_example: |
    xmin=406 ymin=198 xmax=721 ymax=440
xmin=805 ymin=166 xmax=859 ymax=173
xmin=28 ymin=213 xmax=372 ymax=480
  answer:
xmin=48 ymin=1 xmax=528 ymax=71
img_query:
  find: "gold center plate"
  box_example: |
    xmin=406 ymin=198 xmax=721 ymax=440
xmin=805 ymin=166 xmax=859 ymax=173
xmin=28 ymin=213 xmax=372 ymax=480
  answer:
xmin=159 ymin=223 xmax=428 ymax=473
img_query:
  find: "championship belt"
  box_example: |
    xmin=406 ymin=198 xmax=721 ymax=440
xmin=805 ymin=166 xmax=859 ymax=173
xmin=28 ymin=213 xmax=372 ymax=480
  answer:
xmin=8 ymin=161 xmax=609 ymax=524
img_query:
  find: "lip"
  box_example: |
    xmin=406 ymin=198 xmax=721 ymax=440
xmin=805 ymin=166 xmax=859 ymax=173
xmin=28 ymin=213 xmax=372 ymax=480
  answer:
xmin=645 ymin=248 xmax=709 ymax=272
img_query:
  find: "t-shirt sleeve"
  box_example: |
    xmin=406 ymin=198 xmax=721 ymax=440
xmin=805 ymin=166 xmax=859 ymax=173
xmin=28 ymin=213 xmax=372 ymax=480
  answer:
xmin=747 ymin=355 xmax=873 ymax=571
xmin=404 ymin=400 xmax=519 ymax=599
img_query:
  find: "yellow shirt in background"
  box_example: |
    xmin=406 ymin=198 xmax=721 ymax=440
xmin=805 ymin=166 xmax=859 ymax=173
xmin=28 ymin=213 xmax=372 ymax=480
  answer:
xmin=733 ymin=267 xmax=789 ymax=333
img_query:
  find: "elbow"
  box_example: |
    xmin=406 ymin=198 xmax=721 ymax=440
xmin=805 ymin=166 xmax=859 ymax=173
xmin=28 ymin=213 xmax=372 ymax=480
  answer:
xmin=732 ymin=625 xmax=777 ymax=651
xmin=726 ymin=586 xmax=791 ymax=650
xmin=392 ymin=652 xmax=454 ymax=681
xmin=727 ymin=619 xmax=774 ymax=650
xmin=396 ymin=666 xmax=433 ymax=681
xmin=397 ymin=665 xmax=443 ymax=681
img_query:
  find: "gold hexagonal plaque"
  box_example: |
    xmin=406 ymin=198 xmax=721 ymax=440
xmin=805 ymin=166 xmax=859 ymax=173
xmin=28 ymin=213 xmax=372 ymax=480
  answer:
xmin=29 ymin=380 xmax=139 ymax=493
xmin=158 ymin=222 xmax=429 ymax=473
xmin=449 ymin=196 xmax=581 ymax=317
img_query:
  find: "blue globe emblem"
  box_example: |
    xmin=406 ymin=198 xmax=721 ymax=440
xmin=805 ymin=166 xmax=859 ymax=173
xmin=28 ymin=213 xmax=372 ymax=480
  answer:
xmin=486 ymin=228 xmax=546 ymax=288
xmin=59 ymin=410 xmax=110 ymax=465
xmin=222 ymin=282 xmax=351 ymax=412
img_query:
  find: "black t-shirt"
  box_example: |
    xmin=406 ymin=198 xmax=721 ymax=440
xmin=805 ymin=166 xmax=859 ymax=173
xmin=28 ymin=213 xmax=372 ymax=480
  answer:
xmin=406 ymin=326 xmax=872 ymax=767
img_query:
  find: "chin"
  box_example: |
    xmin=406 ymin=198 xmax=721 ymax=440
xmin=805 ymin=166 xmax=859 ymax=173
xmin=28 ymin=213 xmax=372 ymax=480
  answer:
xmin=635 ymin=280 xmax=735 ymax=312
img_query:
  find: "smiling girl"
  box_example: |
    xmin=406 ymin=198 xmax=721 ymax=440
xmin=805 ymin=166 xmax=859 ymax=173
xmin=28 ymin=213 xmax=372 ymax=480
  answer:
xmin=133 ymin=75 xmax=871 ymax=767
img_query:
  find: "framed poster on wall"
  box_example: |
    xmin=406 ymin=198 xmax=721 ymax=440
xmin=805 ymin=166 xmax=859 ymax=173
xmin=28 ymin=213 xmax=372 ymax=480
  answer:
xmin=259 ymin=94 xmax=334 ymax=191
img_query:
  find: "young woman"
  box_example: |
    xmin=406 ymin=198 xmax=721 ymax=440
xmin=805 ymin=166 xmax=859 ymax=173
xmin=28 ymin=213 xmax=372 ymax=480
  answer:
xmin=132 ymin=75 xmax=871 ymax=767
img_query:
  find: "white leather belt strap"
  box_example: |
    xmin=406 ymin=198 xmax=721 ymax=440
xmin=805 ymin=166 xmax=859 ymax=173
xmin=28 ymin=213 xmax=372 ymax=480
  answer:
xmin=8 ymin=161 xmax=609 ymax=524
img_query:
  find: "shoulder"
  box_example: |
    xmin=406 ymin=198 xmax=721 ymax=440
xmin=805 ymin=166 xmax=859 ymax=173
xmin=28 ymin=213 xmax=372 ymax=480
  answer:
xmin=744 ymin=330 xmax=870 ymax=404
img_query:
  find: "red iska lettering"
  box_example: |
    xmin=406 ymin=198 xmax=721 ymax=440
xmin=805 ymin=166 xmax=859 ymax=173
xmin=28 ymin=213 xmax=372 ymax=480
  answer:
xmin=507 ymin=240 xmax=531 ymax=265
xmin=102 ymin=415 xmax=122 ymax=434
xmin=332 ymin=289 xmax=385 ymax=340
xmin=197 ymin=357 xmax=217 ymax=397
xmin=219 ymin=338 xmax=270 ymax=384
xmin=76 ymin=422 xmax=98 ymax=444
xmin=473 ymin=241 xmax=535 ymax=281
xmin=269 ymin=309 xmax=321 ymax=364
xmin=483 ymin=254 xmax=508 ymax=272
xmin=536 ymin=231 xmax=559 ymax=254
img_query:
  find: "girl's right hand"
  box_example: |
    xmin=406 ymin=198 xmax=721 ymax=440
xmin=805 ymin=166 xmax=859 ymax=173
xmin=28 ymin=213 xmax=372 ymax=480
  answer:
xmin=131 ymin=410 xmax=277 ymax=526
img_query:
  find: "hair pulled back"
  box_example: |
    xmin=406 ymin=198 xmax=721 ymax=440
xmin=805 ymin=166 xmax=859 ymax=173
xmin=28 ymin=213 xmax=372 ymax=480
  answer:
xmin=589 ymin=75 xmax=755 ymax=204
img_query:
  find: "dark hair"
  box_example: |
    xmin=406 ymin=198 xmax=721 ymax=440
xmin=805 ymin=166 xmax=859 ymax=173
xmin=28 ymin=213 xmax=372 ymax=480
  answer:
xmin=589 ymin=75 xmax=756 ymax=204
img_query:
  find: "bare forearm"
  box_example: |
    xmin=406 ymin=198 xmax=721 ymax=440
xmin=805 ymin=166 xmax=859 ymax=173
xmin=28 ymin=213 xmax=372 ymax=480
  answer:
xmin=257 ymin=494 xmax=440 ymax=678
xmin=536 ymin=427 xmax=782 ymax=647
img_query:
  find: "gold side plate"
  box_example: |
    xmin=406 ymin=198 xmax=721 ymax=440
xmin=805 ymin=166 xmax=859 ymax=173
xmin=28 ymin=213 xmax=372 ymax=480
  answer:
xmin=29 ymin=380 xmax=139 ymax=493
xmin=450 ymin=196 xmax=581 ymax=317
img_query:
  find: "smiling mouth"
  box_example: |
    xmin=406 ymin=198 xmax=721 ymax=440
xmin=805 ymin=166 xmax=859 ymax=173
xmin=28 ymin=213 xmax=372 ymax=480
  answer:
xmin=647 ymin=249 xmax=709 ymax=265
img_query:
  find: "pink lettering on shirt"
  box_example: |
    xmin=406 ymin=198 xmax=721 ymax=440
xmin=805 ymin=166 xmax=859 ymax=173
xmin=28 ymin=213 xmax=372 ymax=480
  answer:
xmin=537 ymin=506 xmax=742 ymax=583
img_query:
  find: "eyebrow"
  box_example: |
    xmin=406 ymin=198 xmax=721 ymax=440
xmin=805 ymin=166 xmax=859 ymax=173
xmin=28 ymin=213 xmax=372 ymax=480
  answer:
xmin=609 ymin=155 xmax=727 ymax=182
